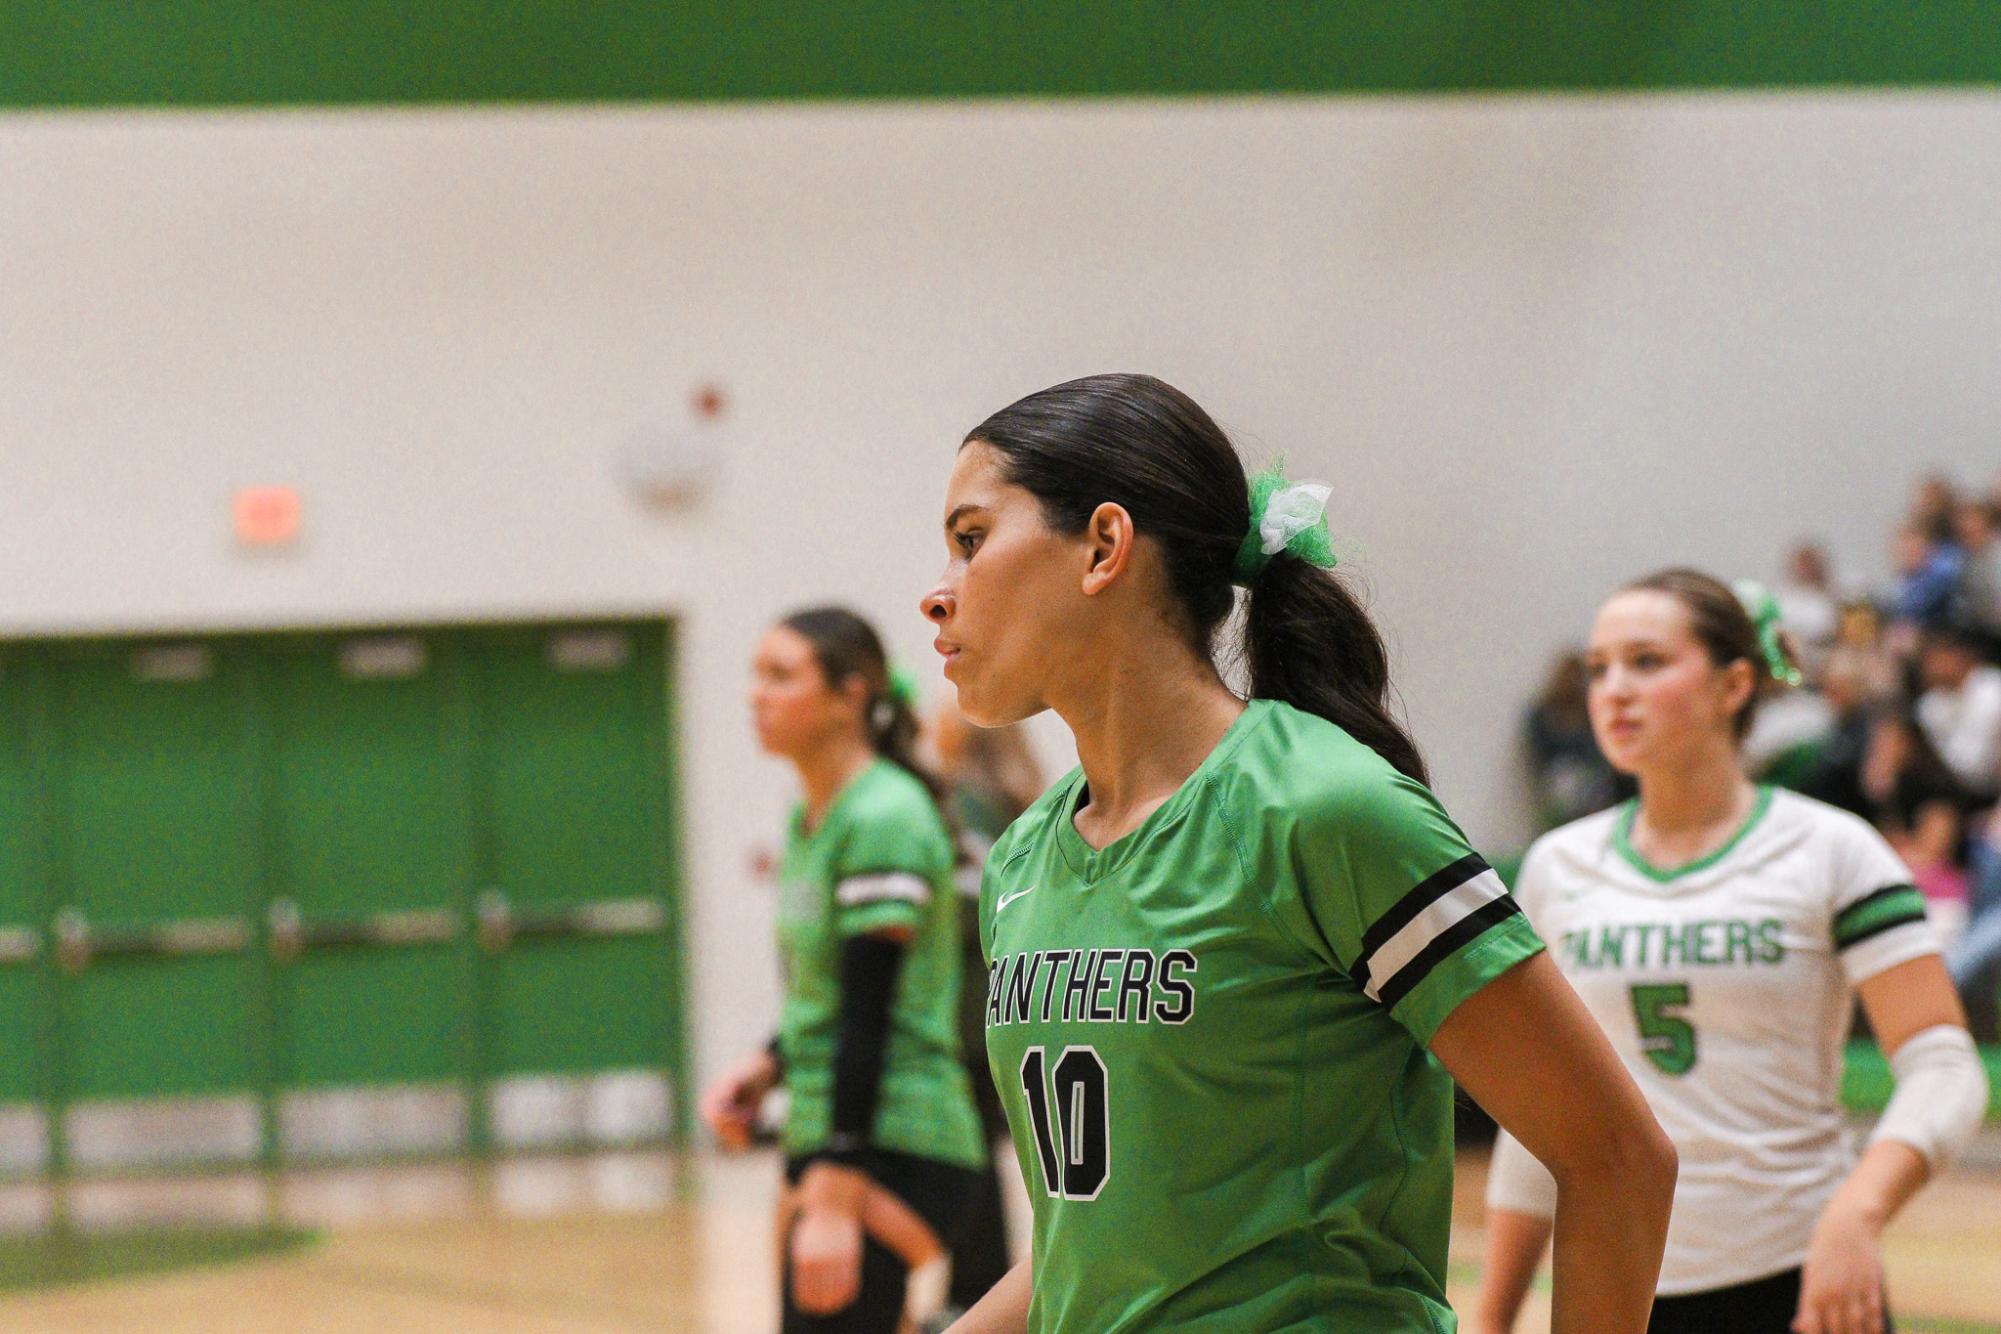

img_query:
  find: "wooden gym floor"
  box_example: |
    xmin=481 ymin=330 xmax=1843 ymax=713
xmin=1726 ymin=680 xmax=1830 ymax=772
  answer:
xmin=0 ymin=1146 xmax=1995 ymax=1331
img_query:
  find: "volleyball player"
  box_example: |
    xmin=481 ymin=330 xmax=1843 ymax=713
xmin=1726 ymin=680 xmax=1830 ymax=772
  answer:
xmin=925 ymin=374 xmax=1677 ymax=1333
xmin=701 ymin=608 xmax=987 ymax=1332
xmin=1475 ymin=572 xmax=1988 ymax=1334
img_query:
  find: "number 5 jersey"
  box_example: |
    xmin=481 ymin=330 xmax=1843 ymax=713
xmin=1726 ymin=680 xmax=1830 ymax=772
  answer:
xmin=1491 ymin=786 xmax=1939 ymax=1295
xmin=980 ymin=699 xmax=1545 ymax=1333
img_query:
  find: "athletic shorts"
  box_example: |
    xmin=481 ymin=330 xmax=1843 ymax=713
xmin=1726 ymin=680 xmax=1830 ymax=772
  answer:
xmin=779 ymin=1149 xmax=981 ymax=1334
xmin=1650 ymin=1267 xmax=1894 ymax=1334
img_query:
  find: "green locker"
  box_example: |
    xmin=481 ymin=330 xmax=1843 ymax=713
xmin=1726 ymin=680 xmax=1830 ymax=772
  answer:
xmin=0 ymin=649 xmax=47 ymax=1105
xmin=468 ymin=625 xmax=678 ymax=1080
xmin=50 ymin=640 xmax=262 ymax=1101
xmin=2 ymin=617 xmax=685 ymax=1173
xmin=266 ymin=632 xmax=474 ymax=1089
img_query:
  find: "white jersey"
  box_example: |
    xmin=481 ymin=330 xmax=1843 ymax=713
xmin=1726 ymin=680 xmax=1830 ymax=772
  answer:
xmin=1488 ymin=787 xmax=1938 ymax=1294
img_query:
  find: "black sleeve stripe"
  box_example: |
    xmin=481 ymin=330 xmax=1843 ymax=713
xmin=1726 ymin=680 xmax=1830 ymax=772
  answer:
xmin=1354 ymin=852 xmax=1492 ymax=985
xmin=1375 ymin=895 xmax=1524 ymax=1011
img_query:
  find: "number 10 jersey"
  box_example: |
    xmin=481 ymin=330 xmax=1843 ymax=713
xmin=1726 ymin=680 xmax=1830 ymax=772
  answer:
xmin=981 ymin=700 xmax=1544 ymax=1332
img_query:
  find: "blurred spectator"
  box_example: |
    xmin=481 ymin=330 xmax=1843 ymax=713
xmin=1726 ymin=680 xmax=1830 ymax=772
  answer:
xmin=1910 ymin=472 xmax=1961 ymax=544
xmin=1774 ymin=540 xmax=1841 ymax=678
xmin=1802 ymin=649 xmax=1884 ymax=810
xmin=929 ymin=700 xmax=1045 ymax=854
xmin=1524 ymin=650 xmax=1621 ymax=829
xmin=1744 ymin=684 xmax=1833 ymax=790
xmin=1890 ymin=523 xmax=1967 ymax=631
xmin=1915 ymin=623 xmax=2001 ymax=803
xmin=1953 ymin=500 xmax=2001 ymax=645
xmin=1857 ymin=710 xmax=1970 ymax=945
xmin=1835 ymin=597 xmax=1885 ymax=655
xmin=1949 ymin=807 xmax=2001 ymax=1040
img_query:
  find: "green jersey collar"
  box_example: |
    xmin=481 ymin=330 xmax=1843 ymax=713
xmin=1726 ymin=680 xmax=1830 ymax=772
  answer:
xmin=1612 ymin=785 xmax=1775 ymax=884
xmin=1054 ymin=698 xmax=1272 ymax=883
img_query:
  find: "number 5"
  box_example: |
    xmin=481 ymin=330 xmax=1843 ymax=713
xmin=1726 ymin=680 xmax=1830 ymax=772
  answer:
xmin=1629 ymin=982 xmax=1697 ymax=1076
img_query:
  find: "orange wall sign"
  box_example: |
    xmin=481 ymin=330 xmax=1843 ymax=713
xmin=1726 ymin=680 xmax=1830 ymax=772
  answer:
xmin=233 ymin=486 xmax=302 ymax=547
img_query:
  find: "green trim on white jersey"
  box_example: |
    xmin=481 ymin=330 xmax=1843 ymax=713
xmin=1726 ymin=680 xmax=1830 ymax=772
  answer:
xmin=1612 ymin=785 xmax=1776 ymax=883
xmin=1507 ymin=787 xmax=1941 ymax=1294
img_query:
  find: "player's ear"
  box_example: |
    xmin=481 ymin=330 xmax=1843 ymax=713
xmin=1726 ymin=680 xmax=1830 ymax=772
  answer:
xmin=836 ymin=671 xmax=871 ymax=719
xmin=1080 ymin=502 xmax=1135 ymax=597
xmin=1719 ymin=655 xmax=1756 ymax=721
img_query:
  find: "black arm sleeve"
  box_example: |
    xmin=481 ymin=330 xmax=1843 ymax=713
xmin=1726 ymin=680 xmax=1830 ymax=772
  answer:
xmin=823 ymin=932 xmax=907 ymax=1165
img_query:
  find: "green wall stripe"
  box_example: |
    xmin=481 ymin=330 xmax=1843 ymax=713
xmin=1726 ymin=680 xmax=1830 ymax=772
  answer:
xmin=3 ymin=2 xmax=1999 ymax=111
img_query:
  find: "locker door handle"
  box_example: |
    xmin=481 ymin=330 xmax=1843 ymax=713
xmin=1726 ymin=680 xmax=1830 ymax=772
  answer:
xmin=475 ymin=890 xmax=666 ymax=952
xmin=267 ymin=897 xmax=460 ymax=962
xmin=477 ymin=889 xmax=512 ymax=954
xmin=0 ymin=926 xmax=39 ymax=965
xmin=52 ymin=907 xmax=253 ymax=971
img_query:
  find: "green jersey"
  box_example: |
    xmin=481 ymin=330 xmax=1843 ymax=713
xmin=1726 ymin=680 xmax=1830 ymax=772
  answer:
xmin=980 ymin=700 xmax=1543 ymax=1331
xmin=776 ymin=758 xmax=985 ymax=1169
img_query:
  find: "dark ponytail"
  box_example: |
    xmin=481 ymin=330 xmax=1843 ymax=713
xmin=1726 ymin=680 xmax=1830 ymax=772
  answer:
xmin=779 ymin=607 xmax=954 ymax=813
xmin=965 ymin=373 xmax=1428 ymax=785
xmin=1242 ymin=557 xmax=1428 ymax=784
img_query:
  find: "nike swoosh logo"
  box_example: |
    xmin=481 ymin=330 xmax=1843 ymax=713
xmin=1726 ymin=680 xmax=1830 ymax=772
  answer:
xmin=996 ymin=885 xmax=1036 ymax=915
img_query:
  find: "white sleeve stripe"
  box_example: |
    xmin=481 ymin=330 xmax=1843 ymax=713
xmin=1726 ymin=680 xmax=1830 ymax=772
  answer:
xmin=1359 ymin=868 xmax=1512 ymax=1003
xmin=1839 ymin=915 xmax=1942 ymax=986
xmin=834 ymin=871 xmax=931 ymax=908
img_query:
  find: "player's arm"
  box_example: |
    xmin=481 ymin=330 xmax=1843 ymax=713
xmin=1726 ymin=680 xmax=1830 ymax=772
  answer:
xmin=792 ymin=923 xmax=917 ymax=1314
xmin=1794 ymin=954 xmax=1985 ymax=1334
xmin=943 ymin=1256 xmax=1031 ymax=1333
xmin=699 ymin=1043 xmax=782 ymax=1150
xmin=1470 ymin=847 xmax=1561 ymax=1334
xmin=1431 ymin=953 xmax=1677 ymax=1334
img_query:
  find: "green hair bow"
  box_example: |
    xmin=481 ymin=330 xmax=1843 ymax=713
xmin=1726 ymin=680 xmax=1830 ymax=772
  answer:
xmin=1731 ymin=580 xmax=1804 ymax=688
xmin=886 ymin=664 xmax=923 ymax=711
xmin=1231 ymin=462 xmax=1339 ymax=586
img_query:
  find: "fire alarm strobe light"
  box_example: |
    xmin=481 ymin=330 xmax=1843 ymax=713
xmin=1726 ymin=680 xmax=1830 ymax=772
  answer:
xmin=234 ymin=486 xmax=302 ymax=547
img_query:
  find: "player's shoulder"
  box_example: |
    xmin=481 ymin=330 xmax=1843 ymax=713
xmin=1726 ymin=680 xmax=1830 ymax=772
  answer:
xmin=1201 ymin=701 xmax=1485 ymax=893
xmin=840 ymin=760 xmax=948 ymax=840
xmin=1760 ymin=786 xmax=1909 ymax=896
xmin=1526 ymin=804 xmax=1627 ymax=866
xmin=843 ymin=757 xmax=929 ymax=811
xmin=1218 ymin=699 xmax=1427 ymax=826
xmin=1761 ymin=785 xmax=1883 ymax=846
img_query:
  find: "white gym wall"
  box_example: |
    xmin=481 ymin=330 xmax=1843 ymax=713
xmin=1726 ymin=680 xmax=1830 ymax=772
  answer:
xmin=3 ymin=92 xmax=1997 ymax=1085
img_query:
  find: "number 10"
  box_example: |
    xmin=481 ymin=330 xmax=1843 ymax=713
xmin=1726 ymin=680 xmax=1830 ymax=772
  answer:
xmin=1019 ymin=1046 xmax=1110 ymax=1201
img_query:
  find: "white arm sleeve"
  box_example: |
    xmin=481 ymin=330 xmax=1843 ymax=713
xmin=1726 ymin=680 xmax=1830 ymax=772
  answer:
xmin=1484 ymin=1128 xmax=1559 ymax=1220
xmin=1868 ymin=1024 xmax=1990 ymax=1172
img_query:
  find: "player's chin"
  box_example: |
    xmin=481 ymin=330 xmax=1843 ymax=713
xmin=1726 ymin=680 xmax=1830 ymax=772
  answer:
xmin=753 ymin=724 xmax=798 ymax=758
xmin=952 ymin=676 xmax=1036 ymax=730
xmin=1598 ymin=739 xmax=1648 ymax=777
